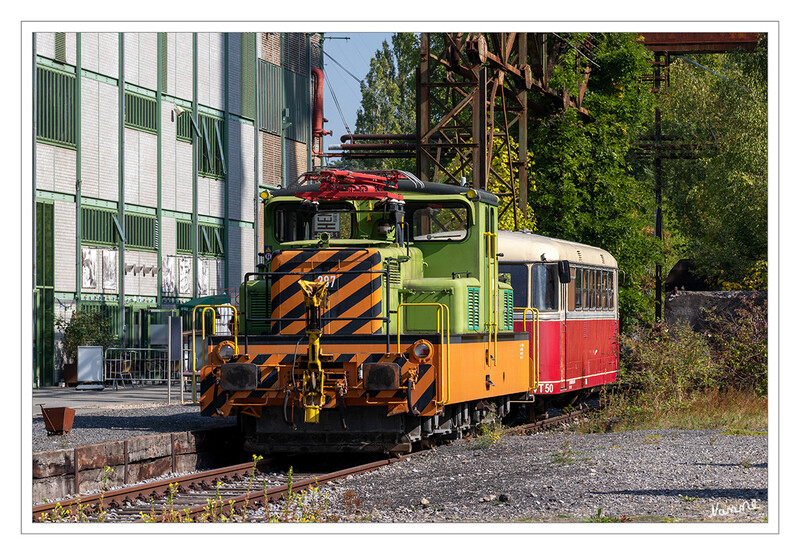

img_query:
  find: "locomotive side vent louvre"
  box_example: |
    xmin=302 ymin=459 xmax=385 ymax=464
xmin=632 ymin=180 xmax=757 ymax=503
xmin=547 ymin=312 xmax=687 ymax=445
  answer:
xmin=503 ymin=290 xmax=514 ymax=330
xmin=467 ymin=287 xmax=481 ymax=331
xmin=387 ymin=259 xmax=401 ymax=286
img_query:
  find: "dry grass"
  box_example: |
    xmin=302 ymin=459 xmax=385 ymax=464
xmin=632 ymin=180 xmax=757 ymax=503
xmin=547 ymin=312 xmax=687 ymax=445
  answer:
xmin=575 ymin=388 xmax=767 ymax=433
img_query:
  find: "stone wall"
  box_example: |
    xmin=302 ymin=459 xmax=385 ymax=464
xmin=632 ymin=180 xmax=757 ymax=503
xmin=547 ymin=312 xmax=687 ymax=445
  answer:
xmin=32 ymin=426 xmax=240 ymax=503
xmin=664 ymin=290 xmax=767 ymax=332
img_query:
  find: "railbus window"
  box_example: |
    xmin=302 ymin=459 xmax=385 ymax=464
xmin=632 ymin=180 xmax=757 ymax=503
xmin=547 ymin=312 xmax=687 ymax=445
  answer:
xmin=531 ymin=263 xmax=558 ymax=311
xmin=499 ymin=264 xmax=529 ymax=307
xmin=610 ymin=271 xmax=616 ymax=310
xmin=574 ymin=267 xmax=583 ymax=310
xmin=602 ymin=271 xmax=608 ymax=309
xmin=595 ymin=270 xmax=602 ymax=309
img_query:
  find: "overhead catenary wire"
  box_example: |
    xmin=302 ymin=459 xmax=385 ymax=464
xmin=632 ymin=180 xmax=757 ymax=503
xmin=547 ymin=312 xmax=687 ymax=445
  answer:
xmin=676 ymin=55 xmax=753 ymax=95
xmin=551 ymin=32 xmax=600 ymax=68
xmin=322 ymin=64 xmax=353 ymax=137
xmin=314 ymin=43 xmax=415 ymax=132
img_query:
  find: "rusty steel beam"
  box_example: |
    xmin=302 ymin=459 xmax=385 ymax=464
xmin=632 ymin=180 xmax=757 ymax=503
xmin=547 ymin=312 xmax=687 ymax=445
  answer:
xmin=640 ymin=32 xmax=759 ymax=53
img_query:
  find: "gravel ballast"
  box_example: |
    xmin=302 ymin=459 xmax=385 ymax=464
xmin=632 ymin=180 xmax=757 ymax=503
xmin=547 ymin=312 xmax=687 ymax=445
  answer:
xmin=319 ymin=429 xmax=767 ymax=523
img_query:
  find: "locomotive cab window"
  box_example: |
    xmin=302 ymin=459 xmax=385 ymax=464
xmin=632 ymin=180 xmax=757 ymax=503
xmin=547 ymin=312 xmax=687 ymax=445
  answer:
xmin=408 ymin=202 xmax=469 ymax=241
xmin=499 ymin=263 xmax=528 ymax=307
xmin=531 ymin=263 xmax=558 ymax=311
xmin=274 ymin=203 xmax=354 ymax=242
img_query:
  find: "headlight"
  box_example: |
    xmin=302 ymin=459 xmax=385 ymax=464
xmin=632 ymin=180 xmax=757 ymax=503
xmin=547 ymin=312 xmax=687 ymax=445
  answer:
xmin=410 ymin=339 xmax=434 ymax=363
xmin=217 ymin=343 xmax=235 ymax=362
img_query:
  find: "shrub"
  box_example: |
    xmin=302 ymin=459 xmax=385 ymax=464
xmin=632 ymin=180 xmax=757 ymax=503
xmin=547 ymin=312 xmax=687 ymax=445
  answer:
xmin=619 ymin=320 xmax=719 ymax=407
xmin=55 ymin=309 xmax=115 ymax=363
xmin=704 ymin=298 xmax=768 ymax=395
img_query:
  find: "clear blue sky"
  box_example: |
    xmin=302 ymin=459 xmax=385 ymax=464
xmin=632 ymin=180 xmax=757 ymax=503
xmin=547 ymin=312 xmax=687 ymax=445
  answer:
xmin=318 ymin=33 xmax=393 ymax=156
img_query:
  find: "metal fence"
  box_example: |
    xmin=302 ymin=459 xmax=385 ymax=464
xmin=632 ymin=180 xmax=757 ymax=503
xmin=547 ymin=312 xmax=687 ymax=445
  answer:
xmin=104 ymin=347 xmax=172 ymax=389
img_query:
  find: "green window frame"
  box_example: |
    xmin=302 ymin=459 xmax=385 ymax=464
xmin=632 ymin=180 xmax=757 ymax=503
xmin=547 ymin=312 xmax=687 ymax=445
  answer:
xmin=176 ymin=108 xmax=192 ymax=142
xmin=125 ymin=91 xmax=157 ymax=134
xmin=81 ymin=206 xmax=156 ymax=251
xmin=176 ymin=220 xmax=192 ymax=253
xmin=176 ymin=220 xmax=224 ymax=257
xmin=81 ymin=207 xmax=116 ymax=246
xmin=36 ymin=65 xmax=76 ymax=148
xmin=198 ymin=113 xmax=226 ymax=179
xmin=199 ymin=223 xmax=224 ymax=257
xmin=125 ymin=212 xmax=158 ymax=251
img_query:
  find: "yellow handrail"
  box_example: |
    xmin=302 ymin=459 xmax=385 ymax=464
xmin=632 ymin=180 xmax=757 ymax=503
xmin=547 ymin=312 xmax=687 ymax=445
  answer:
xmin=191 ymin=304 xmax=239 ymax=405
xmin=396 ymin=302 xmax=451 ymax=407
xmin=515 ymin=306 xmax=540 ymax=392
xmin=484 ymin=231 xmax=499 ymax=366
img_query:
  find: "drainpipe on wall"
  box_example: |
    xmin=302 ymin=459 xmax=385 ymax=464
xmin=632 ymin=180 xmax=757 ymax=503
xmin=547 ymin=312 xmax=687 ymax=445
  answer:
xmin=192 ymin=33 xmax=198 ymax=300
xmin=118 ymin=33 xmax=126 ymax=345
xmin=156 ymin=33 xmax=163 ymax=307
xmin=75 ymin=33 xmax=82 ymax=308
xmin=223 ymin=33 xmax=230 ymax=293
xmin=32 ymin=33 xmax=38 ymax=388
xmin=253 ymin=33 xmax=261 ymax=270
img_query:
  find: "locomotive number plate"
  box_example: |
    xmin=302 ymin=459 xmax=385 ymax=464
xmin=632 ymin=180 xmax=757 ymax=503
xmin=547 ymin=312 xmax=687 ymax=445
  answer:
xmin=313 ymin=274 xmax=339 ymax=290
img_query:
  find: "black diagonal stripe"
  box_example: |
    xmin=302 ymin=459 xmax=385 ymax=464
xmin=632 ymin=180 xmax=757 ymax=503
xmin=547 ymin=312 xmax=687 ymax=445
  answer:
xmin=261 ymin=369 xmax=279 ymax=388
xmin=324 ymin=274 xmax=382 ymax=321
xmin=413 ymin=380 xmax=436 ymax=413
xmin=201 ymin=379 xmax=228 ymax=416
xmin=273 ymin=249 xmax=319 ymax=273
xmin=335 ymin=353 xmax=355 ymax=363
xmin=363 ymin=353 xmax=384 ymax=364
xmin=418 ymin=363 xmax=431 ymax=379
xmin=334 ymin=300 xmax=383 ymax=336
xmin=252 ymin=354 xmax=268 ymax=365
xmin=281 ymin=353 xmax=299 ymax=365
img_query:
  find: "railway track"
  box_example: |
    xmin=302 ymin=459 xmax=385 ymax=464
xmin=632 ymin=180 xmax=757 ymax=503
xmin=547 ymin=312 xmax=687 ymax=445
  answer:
xmin=515 ymin=401 xmax=603 ymax=433
xmin=33 ymin=456 xmax=398 ymax=522
xmin=33 ymin=400 xmax=603 ymax=522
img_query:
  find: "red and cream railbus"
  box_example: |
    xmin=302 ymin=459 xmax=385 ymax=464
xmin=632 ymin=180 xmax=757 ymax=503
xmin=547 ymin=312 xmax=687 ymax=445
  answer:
xmin=497 ymin=230 xmax=619 ymax=409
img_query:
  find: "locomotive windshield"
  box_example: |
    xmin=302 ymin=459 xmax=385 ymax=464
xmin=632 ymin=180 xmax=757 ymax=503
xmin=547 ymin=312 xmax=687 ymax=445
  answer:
xmin=274 ymin=203 xmax=355 ymax=242
xmin=407 ymin=202 xmax=469 ymax=241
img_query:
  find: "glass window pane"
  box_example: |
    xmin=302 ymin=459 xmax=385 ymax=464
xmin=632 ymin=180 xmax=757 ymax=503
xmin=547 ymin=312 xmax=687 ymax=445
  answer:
xmin=575 ymin=268 xmax=582 ymax=309
xmin=409 ymin=203 xmax=469 ymax=241
xmin=499 ymin=264 xmax=528 ymax=307
xmin=531 ymin=264 xmax=558 ymax=311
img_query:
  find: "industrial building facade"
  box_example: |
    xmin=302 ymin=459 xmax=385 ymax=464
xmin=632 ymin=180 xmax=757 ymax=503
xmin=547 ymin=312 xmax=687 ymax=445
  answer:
xmin=33 ymin=32 xmax=322 ymax=386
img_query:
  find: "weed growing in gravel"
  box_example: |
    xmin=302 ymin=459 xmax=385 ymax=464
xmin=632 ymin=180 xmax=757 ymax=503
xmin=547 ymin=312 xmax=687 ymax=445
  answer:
xmin=643 ymin=434 xmax=661 ymax=445
xmin=268 ymin=468 xmax=336 ymax=523
xmin=39 ymin=465 xmax=114 ymax=523
xmin=342 ymin=490 xmax=363 ymax=516
xmin=584 ymin=507 xmax=632 ymax=523
xmin=550 ymin=440 xmax=579 ymax=466
xmin=469 ymin=419 xmax=505 ymax=449
xmin=721 ymin=428 xmax=767 ymax=436
xmin=680 ymin=495 xmax=699 ymax=502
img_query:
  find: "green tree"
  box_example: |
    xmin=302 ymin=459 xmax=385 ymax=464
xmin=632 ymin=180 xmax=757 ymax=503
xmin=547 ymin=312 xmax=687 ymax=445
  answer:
xmin=658 ymin=35 xmax=768 ymax=289
xmin=524 ymin=33 xmax=659 ymax=326
xmin=347 ymin=33 xmax=419 ymax=172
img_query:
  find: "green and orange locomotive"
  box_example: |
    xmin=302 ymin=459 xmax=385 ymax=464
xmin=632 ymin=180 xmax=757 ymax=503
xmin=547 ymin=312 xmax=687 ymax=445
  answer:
xmin=200 ymin=169 xmax=618 ymax=454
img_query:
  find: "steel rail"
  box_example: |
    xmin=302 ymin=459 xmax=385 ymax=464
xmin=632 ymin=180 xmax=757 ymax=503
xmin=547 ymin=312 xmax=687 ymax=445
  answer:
xmin=33 ymin=456 xmax=398 ymax=522
xmin=32 ymin=458 xmax=270 ymax=521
